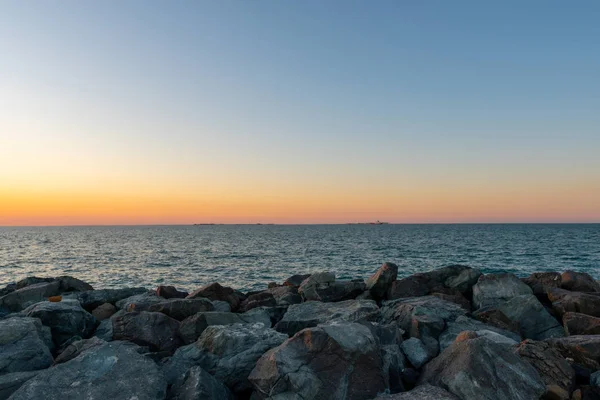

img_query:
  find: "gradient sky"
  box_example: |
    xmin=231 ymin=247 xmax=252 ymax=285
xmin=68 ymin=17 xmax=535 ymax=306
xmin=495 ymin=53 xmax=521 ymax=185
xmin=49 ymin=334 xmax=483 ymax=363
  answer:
xmin=1 ymin=1 xmax=599 ymax=225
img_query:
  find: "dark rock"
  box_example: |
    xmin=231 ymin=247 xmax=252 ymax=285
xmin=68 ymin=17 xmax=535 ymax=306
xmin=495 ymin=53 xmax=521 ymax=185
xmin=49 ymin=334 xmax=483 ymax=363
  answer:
xmin=0 ymin=371 xmax=41 ymax=400
xmin=515 ymin=339 xmax=575 ymax=399
xmin=472 ymin=273 xmax=533 ymax=309
xmin=54 ymin=336 xmax=105 ymax=364
xmin=592 ymin=370 xmax=600 ymax=388
xmin=0 ymin=317 xmax=53 ymax=374
xmin=178 ymin=310 xmax=271 ymax=344
xmin=283 ymin=274 xmax=311 ymax=287
xmin=211 ymin=300 xmax=231 ymax=312
xmin=472 ymin=306 xmax=521 ymax=333
xmin=0 ymin=281 xmax=62 ymax=312
xmin=439 ymin=315 xmax=521 ymax=351
xmin=239 ymin=291 xmax=277 ymax=312
xmin=9 ymin=341 xmax=167 ymax=400
xmin=0 ymin=283 xmax=16 ymax=298
xmin=380 ymin=296 xmax=468 ymax=333
xmin=91 ymin=302 xmax=116 ymax=321
xmin=163 ymin=323 xmax=287 ymax=393
xmin=186 ymin=282 xmax=241 ymax=311
xmin=563 ymin=312 xmax=600 ymax=335
xmin=144 ymin=298 xmax=215 ymax=321
xmin=249 ymin=322 xmax=386 ymax=400
xmin=400 ymin=337 xmax=432 ymax=368
xmin=545 ymin=335 xmax=600 ymax=370
xmin=15 ymin=277 xmax=55 ymax=290
xmin=561 ymin=271 xmax=600 ymax=293
xmin=380 ymin=343 xmax=406 ymax=393
xmin=522 ymin=272 xmax=562 ymax=303
xmin=265 ymin=285 xmax=302 ymax=306
xmin=112 ymin=311 xmax=181 ymax=352
xmin=419 ymin=336 xmax=545 ymax=400
xmin=387 ymin=265 xmax=482 ymax=300
xmin=372 ymin=384 xmax=459 ymax=399
xmin=167 ymin=366 xmax=234 ymax=400
xmin=55 ymin=276 xmax=94 ymax=292
xmin=548 ymin=288 xmax=600 ymax=318
xmin=366 ymin=262 xmax=398 ymax=300
xmin=495 ymin=294 xmax=564 ymax=340
xmin=304 ymin=279 xmax=367 ymax=302
xmin=22 ymin=300 xmax=97 ymax=346
xmin=431 ymin=292 xmax=471 ymax=311
xmin=297 ymin=271 xmax=335 ymax=300
xmin=157 ymin=285 xmax=188 ymax=299
xmin=115 ymin=291 xmax=164 ymax=311
xmin=274 ymin=299 xmax=380 ymax=336
xmin=70 ymin=287 xmax=148 ymax=311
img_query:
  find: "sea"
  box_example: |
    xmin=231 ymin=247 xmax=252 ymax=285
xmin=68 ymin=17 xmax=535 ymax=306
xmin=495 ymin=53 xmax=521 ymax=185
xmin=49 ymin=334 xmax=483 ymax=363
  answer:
xmin=0 ymin=224 xmax=599 ymax=292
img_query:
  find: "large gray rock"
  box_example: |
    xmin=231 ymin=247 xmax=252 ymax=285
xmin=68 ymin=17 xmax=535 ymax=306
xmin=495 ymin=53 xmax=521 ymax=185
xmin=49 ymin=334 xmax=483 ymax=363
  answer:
xmin=9 ymin=341 xmax=167 ymax=400
xmin=372 ymin=384 xmax=459 ymax=399
xmin=112 ymin=311 xmax=181 ymax=352
xmin=0 ymin=318 xmax=53 ymax=374
xmin=266 ymin=286 xmax=302 ymax=306
xmin=275 ymin=299 xmax=380 ymax=336
xmin=400 ymin=337 xmax=432 ymax=369
xmin=186 ymin=283 xmax=241 ymax=311
xmin=22 ymin=301 xmax=97 ymax=346
xmin=387 ymin=265 xmax=481 ymax=300
xmin=163 ymin=323 xmax=287 ymax=393
xmin=380 ymin=296 xmax=468 ymax=333
xmin=472 ymin=273 xmax=533 ymax=310
xmin=514 ymin=339 xmax=575 ymax=400
xmin=548 ymin=288 xmax=600 ymax=318
xmin=144 ymin=298 xmax=215 ymax=320
xmin=249 ymin=322 xmax=386 ymax=400
xmin=419 ymin=336 xmax=545 ymax=400
xmin=0 ymin=281 xmax=61 ymax=312
xmin=561 ymin=270 xmax=600 ymax=293
xmin=54 ymin=336 xmax=106 ymax=364
xmin=495 ymin=294 xmax=564 ymax=340
xmin=366 ymin=262 xmax=398 ymax=300
xmin=70 ymin=287 xmax=148 ymax=311
xmin=115 ymin=291 xmax=164 ymax=311
xmin=179 ymin=309 xmax=271 ymax=344
xmin=545 ymin=335 xmax=600 ymax=370
xmin=439 ymin=315 xmax=521 ymax=351
xmin=0 ymin=371 xmax=40 ymax=400
xmin=167 ymin=366 xmax=234 ymax=400
xmin=297 ymin=271 xmax=336 ymax=300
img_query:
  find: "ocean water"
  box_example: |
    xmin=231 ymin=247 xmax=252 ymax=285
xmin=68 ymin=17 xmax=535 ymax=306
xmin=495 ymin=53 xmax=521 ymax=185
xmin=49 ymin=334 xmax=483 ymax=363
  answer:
xmin=0 ymin=224 xmax=599 ymax=292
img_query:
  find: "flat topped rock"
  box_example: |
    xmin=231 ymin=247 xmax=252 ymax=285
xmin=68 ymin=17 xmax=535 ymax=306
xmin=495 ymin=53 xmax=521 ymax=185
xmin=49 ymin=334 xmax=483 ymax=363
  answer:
xmin=380 ymin=296 xmax=468 ymax=332
xmin=274 ymin=299 xmax=380 ymax=336
xmin=9 ymin=341 xmax=167 ymax=400
xmin=472 ymin=273 xmax=533 ymax=310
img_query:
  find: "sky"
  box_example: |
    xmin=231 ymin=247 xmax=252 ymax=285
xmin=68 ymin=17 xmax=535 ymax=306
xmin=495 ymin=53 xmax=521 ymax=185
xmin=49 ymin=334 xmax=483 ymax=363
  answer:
xmin=1 ymin=1 xmax=599 ymax=225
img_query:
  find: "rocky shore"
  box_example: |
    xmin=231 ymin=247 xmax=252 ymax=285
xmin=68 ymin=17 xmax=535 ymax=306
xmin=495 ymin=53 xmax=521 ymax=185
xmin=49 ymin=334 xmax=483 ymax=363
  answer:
xmin=1 ymin=264 xmax=600 ymax=400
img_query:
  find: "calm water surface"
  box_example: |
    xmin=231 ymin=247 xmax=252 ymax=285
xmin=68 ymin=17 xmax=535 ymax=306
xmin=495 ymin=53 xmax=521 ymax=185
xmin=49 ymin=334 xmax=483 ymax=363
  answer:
xmin=0 ymin=224 xmax=599 ymax=292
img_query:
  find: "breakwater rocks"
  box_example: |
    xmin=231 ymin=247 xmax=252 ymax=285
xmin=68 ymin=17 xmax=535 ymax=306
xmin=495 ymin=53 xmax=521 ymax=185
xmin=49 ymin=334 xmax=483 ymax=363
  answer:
xmin=1 ymin=266 xmax=600 ymax=400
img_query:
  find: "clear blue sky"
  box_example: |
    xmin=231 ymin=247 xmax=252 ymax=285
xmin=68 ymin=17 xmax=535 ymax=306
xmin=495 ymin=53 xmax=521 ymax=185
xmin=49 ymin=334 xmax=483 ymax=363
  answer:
xmin=1 ymin=1 xmax=599 ymax=224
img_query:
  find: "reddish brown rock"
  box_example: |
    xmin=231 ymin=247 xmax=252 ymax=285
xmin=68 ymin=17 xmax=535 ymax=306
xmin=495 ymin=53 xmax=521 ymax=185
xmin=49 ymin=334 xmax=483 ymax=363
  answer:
xmin=545 ymin=335 xmax=600 ymax=370
xmin=522 ymin=272 xmax=562 ymax=303
xmin=563 ymin=312 xmax=600 ymax=335
xmin=366 ymin=262 xmax=398 ymax=300
xmin=239 ymin=292 xmax=277 ymax=312
xmin=548 ymin=288 xmax=600 ymax=318
xmin=283 ymin=274 xmax=311 ymax=288
xmin=561 ymin=271 xmax=600 ymax=293
xmin=186 ymin=283 xmax=240 ymax=311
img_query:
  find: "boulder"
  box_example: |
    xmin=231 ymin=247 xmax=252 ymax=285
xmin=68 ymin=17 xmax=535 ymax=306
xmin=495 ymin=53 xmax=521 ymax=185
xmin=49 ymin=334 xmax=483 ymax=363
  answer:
xmin=431 ymin=292 xmax=471 ymax=311
xmin=144 ymin=298 xmax=215 ymax=321
xmin=9 ymin=341 xmax=167 ymax=400
xmin=54 ymin=336 xmax=106 ymax=364
xmin=0 ymin=283 xmax=16 ymax=298
xmin=266 ymin=286 xmax=302 ymax=306
xmin=522 ymin=272 xmax=562 ymax=302
xmin=167 ymin=366 xmax=234 ymax=400
xmin=494 ymin=294 xmax=564 ymax=340
xmin=186 ymin=283 xmax=241 ymax=311
xmin=249 ymin=322 xmax=386 ymax=400
xmin=0 ymin=370 xmax=40 ymax=399
xmin=305 ymin=279 xmax=367 ymax=302
xmin=91 ymin=302 xmax=116 ymax=321
xmin=275 ymin=299 xmax=380 ymax=336
xmin=366 ymin=262 xmax=398 ymax=300
xmin=387 ymin=265 xmax=481 ymax=300
xmin=472 ymin=273 xmax=533 ymax=310
xmin=419 ymin=336 xmax=545 ymax=400
xmin=239 ymin=292 xmax=276 ymax=312
xmin=112 ymin=311 xmax=181 ymax=352
xmin=561 ymin=271 xmax=600 ymax=293
xmin=380 ymin=296 xmax=468 ymax=333
xmin=178 ymin=309 xmax=271 ymax=344
xmin=163 ymin=323 xmax=287 ymax=393
xmin=115 ymin=291 xmax=164 ymax=311
xmin=400 ymin=337 xmax=432 ymax=368
xmin=22 ymin=300 xmax=97 ymax=346
xmin=211 ymin=300 xmax=231 ymax=312
xmin=548 ymin=288 xmax=600 ymax=318
xmin=372 ymin=384 xmax=459 ymax=399
xmin=283 ymin=274 xmax=311 ymax=288
xmin=514 ymin=339 xmax=575 ymax=399
xmin=545 ymin=335 xmax=600 ymax=370
xmin=54 ymin=276 xmax=94 ymax=292
xmin=563 ymin=312 xmax=600 ymax=335
xmin=69 ymin=287 xmax=147 ymax=311
xmin=157 ymin=285 xmax=188 ymax=299
xmin=0 ymin=281 xmax=62 ymax=312
xmin=439 ymin=315 xmax=521 ymax=351
xmin=298 ymin=271 xmax=336 ymax=300
xmin=380 ymin=343 xmax=406 ymax=393
xmin=0 ymin=317 xmax=53 ymax=374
